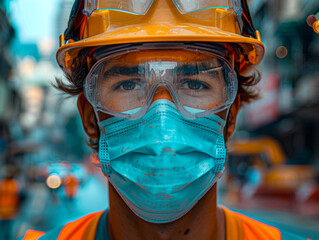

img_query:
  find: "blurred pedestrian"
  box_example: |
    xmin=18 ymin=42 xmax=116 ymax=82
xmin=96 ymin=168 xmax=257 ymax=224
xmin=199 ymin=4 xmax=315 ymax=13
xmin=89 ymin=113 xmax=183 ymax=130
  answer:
xmin=63 ymin=173 xmax=79 ymax=200
xmin=0 ymin=167 xmax=21 ymax=240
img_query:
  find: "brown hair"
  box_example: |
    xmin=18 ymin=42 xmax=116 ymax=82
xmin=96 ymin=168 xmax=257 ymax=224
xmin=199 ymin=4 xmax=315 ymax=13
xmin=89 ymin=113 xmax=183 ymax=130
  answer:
xmin=53 ymin=53 xmax=261 ymax=151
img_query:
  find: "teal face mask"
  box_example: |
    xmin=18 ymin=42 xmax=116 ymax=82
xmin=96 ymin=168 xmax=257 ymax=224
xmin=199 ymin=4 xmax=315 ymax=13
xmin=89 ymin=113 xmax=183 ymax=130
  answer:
xmin=98 ymin=99 xmax=227 ymax=223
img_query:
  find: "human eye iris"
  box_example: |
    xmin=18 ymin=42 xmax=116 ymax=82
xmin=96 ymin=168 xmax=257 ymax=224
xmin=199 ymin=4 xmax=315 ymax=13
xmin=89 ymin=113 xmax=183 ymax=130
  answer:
xmin=114 ymin=79 xmax=143 ymax=91
xmin=181 ymin=79 xmax=208 ymax=90
xmin=121 ymin=81 xmax=136 ymax=90
xmin=188 ymin=80 xmax=204 ymax=90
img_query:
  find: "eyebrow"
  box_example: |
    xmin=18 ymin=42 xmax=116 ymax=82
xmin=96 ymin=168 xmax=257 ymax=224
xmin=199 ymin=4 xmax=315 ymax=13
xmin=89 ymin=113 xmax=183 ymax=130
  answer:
xmin=176 ymin=64 xmax=223 ymax=75
xmin=103 ymin=65 xmax=145 ymax=78
xmin=102 ymin=63 xmax=223 ymax=78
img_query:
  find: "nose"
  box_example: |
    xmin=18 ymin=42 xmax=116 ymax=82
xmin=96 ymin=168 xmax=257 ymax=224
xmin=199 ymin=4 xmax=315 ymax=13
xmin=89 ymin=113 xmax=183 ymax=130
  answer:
xmin=151 ymin=86 xmax=174 ymax=104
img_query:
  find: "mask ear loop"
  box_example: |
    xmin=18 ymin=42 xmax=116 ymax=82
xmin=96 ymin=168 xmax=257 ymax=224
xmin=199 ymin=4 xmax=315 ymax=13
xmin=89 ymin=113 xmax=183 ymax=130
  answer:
xmin=215 ymin=105 xmax=232 ymax=180
xmin=92 ymin=107 xmax=112 ymax=174
xmin=214 ymin=171 xmax=225 ymax=184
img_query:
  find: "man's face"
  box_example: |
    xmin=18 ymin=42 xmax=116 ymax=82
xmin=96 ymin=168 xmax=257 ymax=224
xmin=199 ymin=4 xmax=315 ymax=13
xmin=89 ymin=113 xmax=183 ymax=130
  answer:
xmin=78 ymin=47 xmax=241 ymax=141
xmin=77 ymin=46 xmax=241 ymax=223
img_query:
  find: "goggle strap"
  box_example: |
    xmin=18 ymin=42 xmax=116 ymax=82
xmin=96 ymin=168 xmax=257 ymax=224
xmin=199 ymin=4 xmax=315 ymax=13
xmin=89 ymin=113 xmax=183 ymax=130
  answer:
xmin=81 ymin=47 xmax=97 ymax=67
xmin=224 ymin=43 xmax=240 ymax=66
xmin=240 ymin=0 xmax=256 ymax=38
xmin=65 ymin=0 xmax=85 ymax=42
xmin=79 ymin=15 xmax=88 ymax=40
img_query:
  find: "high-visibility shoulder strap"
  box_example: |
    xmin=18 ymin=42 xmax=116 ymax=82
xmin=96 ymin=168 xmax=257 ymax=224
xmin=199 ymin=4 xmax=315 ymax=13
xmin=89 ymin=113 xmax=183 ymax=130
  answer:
xmin=58 ymin=211 xmax=104 ymax=240
xmin=82 ymin=211 xmax=105 ymax=239
xmin=22 ymin=230 xmax=45 ymax=240
xmin=222 ymin=207 xmax=281 ymax=240
xmin=222 ymin=207 xmax=245 ymax=240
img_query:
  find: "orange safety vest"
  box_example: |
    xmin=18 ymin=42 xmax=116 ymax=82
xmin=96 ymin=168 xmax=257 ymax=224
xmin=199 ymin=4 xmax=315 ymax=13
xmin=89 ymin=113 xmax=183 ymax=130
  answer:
xmin=22 ymin=211 xmax=104 ymax=240
xmin=0 ymin=178 xmax=20 ymax=220
xmin=22 ymin=208 xmax=310 ymax=240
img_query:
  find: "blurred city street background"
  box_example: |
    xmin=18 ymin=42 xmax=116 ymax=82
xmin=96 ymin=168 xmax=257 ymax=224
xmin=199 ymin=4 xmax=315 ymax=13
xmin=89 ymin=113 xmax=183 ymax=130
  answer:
xmin=0 ymin=0 xmax=319 ymax=239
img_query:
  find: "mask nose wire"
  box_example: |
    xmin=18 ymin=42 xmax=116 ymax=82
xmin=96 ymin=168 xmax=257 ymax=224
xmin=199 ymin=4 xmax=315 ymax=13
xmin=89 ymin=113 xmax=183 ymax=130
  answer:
xmin=147 ymin=61 xmax=176 ymax=106
xmin=150 ymin=85 xmax=174 ymax=105
xmin=143 ymin=60 xmax=196 ymax=117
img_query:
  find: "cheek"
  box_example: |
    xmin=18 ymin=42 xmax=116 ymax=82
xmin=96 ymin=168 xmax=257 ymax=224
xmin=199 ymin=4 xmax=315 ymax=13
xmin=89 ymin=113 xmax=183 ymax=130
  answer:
xmin=224 ymin=106 xmax=240 ymax=140
xmin=98 ymin=112 xmax=114 ymax=122
xmin=215 ymin=109 xmax=228 ymax=120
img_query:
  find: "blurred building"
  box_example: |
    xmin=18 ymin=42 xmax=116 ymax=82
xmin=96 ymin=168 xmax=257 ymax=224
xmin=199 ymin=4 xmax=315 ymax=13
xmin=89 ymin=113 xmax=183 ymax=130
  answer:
xmin=56 ymin=0 xmax=74 ymax=38
xmin=0 ymin=4 xmax=15 ymax=121
xmin=0 ymin=1 xmax=23 ymax=167
xmin=0 ymin=0 xmax=86 ymax=175
xmin=224 ymin=0 xmax=319 ymax=222
xmin=240 ymin=0 xmax=319 ymax=168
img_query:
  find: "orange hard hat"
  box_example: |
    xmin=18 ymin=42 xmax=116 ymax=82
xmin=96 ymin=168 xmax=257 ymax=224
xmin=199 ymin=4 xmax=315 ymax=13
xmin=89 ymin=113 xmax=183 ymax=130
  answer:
xmin=313 ymin=20 xmax=319 ymax=34
xmin=56 ymin=0 xmax=264 ymax=75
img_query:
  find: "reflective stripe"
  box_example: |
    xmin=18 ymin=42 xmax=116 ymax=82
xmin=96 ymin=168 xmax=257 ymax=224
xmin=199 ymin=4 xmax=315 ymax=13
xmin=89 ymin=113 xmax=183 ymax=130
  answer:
xmin=22 ymin=230 xmax=45 ymax=240
xmin=281 ymin=231 xmax=311 ymax=240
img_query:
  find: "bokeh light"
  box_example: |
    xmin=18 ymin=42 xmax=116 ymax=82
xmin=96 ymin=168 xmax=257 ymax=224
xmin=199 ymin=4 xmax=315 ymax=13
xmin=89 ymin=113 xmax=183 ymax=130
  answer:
xmin=276 ymin=46 xmax=288 ymax=59
xmin=307 ymin=14 xmax=317 ymax=27
xmin=46 ymin=174 xmax=62 ymax=189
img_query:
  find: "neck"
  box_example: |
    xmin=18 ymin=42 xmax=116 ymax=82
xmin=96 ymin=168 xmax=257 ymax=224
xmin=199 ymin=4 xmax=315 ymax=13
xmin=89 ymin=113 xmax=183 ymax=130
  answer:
xmin=107 ymin=183 xmax=225 ymax=240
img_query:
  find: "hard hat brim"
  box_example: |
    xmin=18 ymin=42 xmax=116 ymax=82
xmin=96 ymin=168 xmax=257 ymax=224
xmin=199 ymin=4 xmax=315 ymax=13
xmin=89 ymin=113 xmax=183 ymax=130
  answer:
xmin=57 ymin=23 xmax=264 ymax=73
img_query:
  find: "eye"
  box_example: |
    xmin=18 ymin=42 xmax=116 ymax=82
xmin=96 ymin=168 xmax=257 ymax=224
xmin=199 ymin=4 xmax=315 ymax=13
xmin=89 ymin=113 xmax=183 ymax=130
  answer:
xmin=114 ymin=79 xmax=144 ymax=91
xmin=187 ymin=80 xmax=205 ymax=90
xmin=180 ymin=80 xmax=208 ymax=90
xmin=121 ymin=81 xmax=136 ymax=90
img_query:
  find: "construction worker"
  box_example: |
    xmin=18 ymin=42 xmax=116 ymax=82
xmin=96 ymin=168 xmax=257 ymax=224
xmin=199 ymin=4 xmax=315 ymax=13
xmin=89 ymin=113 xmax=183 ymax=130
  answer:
xmin=22 ymin=0 xmax=310 ymax=239
xmin=0 ymin=167 xmax=21 ymax=240
xmin=63 ymin=173 xmax=79 ymax=200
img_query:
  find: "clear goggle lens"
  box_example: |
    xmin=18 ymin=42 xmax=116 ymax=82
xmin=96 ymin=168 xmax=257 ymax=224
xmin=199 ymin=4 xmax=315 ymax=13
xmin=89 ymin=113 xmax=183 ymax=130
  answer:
xmin=83 ymin=0 xmax=154 ymax=16
xmin=83 ymin=0 xmax=242 ymax=16
xmin=172 ymin=0 xmax=242 ymax=15
xmin=84 ymin=44 xmax=238 ymax=120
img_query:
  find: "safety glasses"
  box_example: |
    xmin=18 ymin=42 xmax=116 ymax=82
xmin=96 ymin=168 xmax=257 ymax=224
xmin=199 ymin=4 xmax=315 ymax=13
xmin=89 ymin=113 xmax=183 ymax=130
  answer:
xmin=84 ymin=43 xmax=238 ymax=120
xmin=83 ymin=0 xmax=242 ymax=17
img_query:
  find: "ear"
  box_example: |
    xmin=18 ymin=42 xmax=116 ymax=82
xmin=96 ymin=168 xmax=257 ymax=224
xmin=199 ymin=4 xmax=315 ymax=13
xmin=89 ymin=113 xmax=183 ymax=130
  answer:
xmin=77 ymin=93 xmax=100 ymax=140
xmin=226 ymin=95 xmax=241 ymax=139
